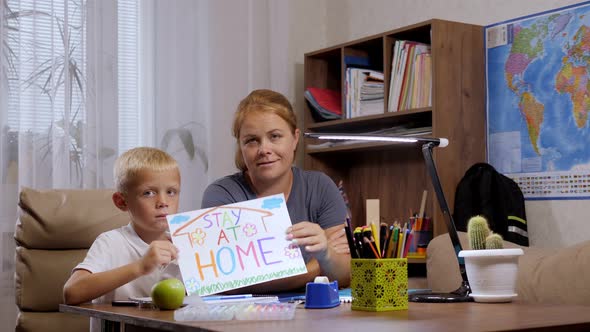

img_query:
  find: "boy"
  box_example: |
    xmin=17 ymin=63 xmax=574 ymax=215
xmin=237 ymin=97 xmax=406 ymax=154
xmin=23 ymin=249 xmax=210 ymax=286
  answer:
xmin=63 ymin=147 xmax=181 ymax=330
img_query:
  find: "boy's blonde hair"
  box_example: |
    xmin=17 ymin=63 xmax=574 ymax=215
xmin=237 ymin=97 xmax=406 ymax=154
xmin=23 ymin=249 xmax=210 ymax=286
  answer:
xmin=232 ymin=89 xmax=298 ymax=171
xmin=114 ymin=147 xmax=178 ymax=193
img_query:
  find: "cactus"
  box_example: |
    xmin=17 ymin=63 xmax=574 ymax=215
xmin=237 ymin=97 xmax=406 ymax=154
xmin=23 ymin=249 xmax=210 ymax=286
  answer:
xmin=485 ymin=233 xmax=504 ymax=249
xmin=467 ymin=215 xmax=505 ymax=250
xmin=467 ymin=215 xmax=491 ymax=250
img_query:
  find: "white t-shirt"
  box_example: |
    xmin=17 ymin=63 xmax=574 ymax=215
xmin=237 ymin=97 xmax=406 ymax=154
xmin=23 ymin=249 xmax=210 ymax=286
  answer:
xmin=75 ymin=223 xmax=181 ymax=332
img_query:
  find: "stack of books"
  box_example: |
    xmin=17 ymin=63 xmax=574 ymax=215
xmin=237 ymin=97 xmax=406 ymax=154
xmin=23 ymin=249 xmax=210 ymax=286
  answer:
xmin=345 ymin=68 xmax=384 ymax=118
xmin=304 ymin=87 xmax=342 ymax=121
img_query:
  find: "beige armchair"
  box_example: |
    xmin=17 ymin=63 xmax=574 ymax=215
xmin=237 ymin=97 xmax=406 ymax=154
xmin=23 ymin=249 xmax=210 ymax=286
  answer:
xmin=14 ymin=187 xmax=129 ymax=332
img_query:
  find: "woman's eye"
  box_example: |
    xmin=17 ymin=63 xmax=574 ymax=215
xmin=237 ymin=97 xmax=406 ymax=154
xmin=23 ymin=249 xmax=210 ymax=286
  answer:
xmin=271 ymin=133 xmax=281 ymax=140
xmin=244 ymin=138 xmax=257 ymax=145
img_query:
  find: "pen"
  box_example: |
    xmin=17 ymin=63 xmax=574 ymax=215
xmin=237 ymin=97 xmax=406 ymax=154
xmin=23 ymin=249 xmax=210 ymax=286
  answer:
xmin=380 ymin=222 xmax=388 ymax=257
xmin=383 ymin=225 xmax=393 ymax=258
xmin=353 ymin=228 xmax=364 ymax=258
xmin=393 ymin=227 xmax=401 ymax=258
xmin=344 ymin=223 xmax=359 ymax=258
xmin=202 ymin=294 xmax=253 ymax=301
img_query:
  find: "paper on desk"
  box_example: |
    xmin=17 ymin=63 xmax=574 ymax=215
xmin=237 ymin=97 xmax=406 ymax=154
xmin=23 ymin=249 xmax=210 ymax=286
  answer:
xmin=166 ymin=194 xmax=307 ymax=296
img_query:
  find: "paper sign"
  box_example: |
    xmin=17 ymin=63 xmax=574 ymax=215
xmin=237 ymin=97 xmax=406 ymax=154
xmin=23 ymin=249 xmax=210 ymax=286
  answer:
xmin=166 ymin=194 xmax=307 ymax=296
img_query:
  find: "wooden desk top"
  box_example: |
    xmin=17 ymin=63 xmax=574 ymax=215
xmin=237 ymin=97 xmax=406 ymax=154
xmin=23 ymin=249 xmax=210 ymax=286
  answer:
xmin=60 ymin=301 xmax=590 ymax=332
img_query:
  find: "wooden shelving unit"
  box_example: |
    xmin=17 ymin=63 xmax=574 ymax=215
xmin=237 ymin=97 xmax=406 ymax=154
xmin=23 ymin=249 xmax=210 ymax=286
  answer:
xmin=302 ymin=19 xmax=486 ymax=253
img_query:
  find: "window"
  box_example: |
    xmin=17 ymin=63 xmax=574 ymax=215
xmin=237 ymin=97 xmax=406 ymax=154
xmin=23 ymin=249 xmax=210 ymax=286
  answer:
xmin=117 ymin=0 xmax=140 ymax=152
xmin=6 ymin=0 xmax=141 ymax=152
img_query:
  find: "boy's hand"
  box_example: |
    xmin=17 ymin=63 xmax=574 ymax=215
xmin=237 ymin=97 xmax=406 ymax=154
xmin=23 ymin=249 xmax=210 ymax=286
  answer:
xmin=139 ymin=240 xmax=179 ymax=275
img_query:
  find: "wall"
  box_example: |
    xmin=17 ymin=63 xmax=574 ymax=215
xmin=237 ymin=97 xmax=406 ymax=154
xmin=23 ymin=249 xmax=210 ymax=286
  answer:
xmin=291 ymin=0 xmax=589 ymax=248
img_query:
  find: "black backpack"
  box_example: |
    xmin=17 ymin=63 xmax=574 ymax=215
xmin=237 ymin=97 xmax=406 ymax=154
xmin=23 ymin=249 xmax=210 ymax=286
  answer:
xmin=453 ymin=163 xmax=529 ymax=246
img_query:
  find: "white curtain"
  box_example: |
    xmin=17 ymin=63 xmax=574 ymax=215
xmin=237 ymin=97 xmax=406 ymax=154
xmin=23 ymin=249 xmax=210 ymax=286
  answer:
xmin=0 ymin=0 xmax=290 ymax=329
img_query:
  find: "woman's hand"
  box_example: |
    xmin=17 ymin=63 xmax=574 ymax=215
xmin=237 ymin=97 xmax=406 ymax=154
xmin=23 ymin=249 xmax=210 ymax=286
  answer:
xmin=327 ymin=226 xmax=350 ymax=255
xmin=286 ymin=223 xmax=351 ymax=287
xmin=286 ymin=221 xmax=329 ymax=259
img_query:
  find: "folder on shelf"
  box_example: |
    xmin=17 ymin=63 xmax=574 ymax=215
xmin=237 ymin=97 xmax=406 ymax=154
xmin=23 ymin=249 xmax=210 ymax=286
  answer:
xmin=305 ymin=87 xmax=342 ymax=121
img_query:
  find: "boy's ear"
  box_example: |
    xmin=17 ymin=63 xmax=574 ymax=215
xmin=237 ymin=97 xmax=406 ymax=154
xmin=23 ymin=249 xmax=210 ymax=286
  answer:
xmin=112 ymin=192 xmax=128 ymax=211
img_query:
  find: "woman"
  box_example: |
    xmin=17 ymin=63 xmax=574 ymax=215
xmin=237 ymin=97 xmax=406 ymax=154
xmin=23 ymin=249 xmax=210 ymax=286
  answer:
xmin=202 ymin=89 xmax=350 ymax=292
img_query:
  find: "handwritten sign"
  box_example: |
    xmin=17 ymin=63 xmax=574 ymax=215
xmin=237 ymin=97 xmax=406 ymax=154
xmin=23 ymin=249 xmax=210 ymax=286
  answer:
xmin=166 ymin=194 xmax=307 ymax=296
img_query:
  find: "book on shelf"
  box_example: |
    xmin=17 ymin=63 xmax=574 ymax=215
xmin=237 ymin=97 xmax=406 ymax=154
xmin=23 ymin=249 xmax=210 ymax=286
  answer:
xmin=305 ymin=87 xmax=342 ymax=121
xmin=387 ymin=40 xmax=432 ymax=112
xmin=344 ymin=55 xmax=371 ymax=69
xmin=345 ymin=68 xmax=384 ymax=119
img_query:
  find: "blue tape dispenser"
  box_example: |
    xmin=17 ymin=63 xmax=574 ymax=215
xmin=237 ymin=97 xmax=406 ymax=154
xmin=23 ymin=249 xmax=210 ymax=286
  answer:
xmin=304 ymin=276 xmax=340 ymax=309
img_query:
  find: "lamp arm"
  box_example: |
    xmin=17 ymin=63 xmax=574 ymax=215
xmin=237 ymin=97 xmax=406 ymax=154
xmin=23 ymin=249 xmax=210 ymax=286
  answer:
xmin=421 ymin=142 xmax=469 ymax=285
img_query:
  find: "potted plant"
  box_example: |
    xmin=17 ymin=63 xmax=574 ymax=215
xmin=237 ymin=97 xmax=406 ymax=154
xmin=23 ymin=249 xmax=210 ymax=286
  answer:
xmin=458 ymin=216 xmax=523 ymax=303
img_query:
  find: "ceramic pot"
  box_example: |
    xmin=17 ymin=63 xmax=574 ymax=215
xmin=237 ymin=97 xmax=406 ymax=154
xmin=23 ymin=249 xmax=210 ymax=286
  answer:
xmin=458 ymin=248 xmax=524 ymax=303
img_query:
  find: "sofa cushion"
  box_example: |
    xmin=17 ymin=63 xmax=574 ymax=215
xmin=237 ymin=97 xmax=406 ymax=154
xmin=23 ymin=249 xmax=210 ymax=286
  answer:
xmin=426 ymin=231 xmax=522 ymax=292
xmin=427 ymin=231 xmax=590 ymax=305
xmin=15 ymin=247 xmax=88 ymax=311
xmin=517 ymin=241 xmax=590 ymax=305
xmin=15 ymin=188 xmax=129 ymax=249
xmin=16 ymin=311 xmax=88 ymax=332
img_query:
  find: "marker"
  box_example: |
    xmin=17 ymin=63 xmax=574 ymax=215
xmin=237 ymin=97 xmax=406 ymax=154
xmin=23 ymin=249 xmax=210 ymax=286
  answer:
xmin=202 ymin=294 xmax=253 ymax=301
xmin=344 ymin=223 xmax=359 ymax=258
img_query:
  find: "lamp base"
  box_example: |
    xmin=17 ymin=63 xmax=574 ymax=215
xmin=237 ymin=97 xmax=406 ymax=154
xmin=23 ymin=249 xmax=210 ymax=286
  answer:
xmin=409 ymin=281 xmax=473 ymax=303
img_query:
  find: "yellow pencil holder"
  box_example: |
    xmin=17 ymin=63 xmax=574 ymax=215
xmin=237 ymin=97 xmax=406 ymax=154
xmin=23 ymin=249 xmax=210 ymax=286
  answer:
xmin=350 ymin=258 xmax=408 ymax=311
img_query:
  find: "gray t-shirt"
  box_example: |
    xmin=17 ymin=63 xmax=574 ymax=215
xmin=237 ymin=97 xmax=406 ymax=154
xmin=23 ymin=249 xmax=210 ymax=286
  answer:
xmin=201 ymin=167 xmax=347 ymax=262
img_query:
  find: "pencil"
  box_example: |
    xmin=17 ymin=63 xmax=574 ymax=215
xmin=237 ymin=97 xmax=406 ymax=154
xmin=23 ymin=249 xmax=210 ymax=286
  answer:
xmin=370 ymin=223 xmax=380 ymax=255
xmin=391 ymin=226 xmax=399 ymax=258
xmin=396 ymin=229 xmax=405 ymax=258
xmin=362 ymin=227 xmax=380 ymax=258
xmin=363 ymin=237 xmax=380 ymax=259
xmin=404 ymin=230 xmax=414 ymax=257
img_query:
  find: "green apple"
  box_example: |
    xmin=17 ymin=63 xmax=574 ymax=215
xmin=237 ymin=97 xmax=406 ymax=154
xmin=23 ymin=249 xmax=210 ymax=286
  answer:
xmin=150 ymin=278 xmax=186 ymax=310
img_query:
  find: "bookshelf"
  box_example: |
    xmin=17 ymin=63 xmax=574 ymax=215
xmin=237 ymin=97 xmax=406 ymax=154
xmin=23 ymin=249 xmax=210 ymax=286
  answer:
xmin=303 ymin=19 xmax=486 ymax=255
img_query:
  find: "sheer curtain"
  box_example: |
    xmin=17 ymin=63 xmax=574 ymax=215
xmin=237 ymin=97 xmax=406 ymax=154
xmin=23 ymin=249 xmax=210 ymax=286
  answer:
xmin=1 ymin=0 xmax=290 ymax=329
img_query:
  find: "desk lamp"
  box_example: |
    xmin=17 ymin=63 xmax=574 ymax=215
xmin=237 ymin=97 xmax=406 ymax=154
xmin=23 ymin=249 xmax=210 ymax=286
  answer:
xmin=304 ymin=132 xmax=472 ymax=302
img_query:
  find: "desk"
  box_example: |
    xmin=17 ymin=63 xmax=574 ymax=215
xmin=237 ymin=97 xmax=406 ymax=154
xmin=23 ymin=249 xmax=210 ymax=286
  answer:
xmin=60 ymin=302 xmax=590 ymax=332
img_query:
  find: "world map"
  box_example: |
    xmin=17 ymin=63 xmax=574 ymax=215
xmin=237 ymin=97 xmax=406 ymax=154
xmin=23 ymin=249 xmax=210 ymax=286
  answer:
xmin=486 ymin=3 xmax=590 ymax=199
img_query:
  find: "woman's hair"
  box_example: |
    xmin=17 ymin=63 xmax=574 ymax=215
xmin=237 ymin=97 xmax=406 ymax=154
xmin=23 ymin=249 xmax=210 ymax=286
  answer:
xmin=113 ymin=147 xmax=178 ymax=193
xmin=232 ymin=89 xmax=298 ymax=171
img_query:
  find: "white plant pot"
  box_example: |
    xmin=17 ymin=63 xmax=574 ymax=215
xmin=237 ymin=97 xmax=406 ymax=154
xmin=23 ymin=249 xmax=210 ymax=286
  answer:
xmin=458 ymin=248 xmax=524 ymax=303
